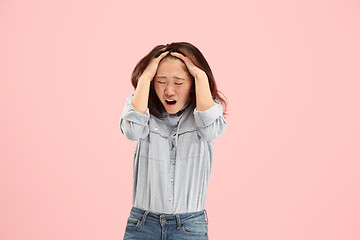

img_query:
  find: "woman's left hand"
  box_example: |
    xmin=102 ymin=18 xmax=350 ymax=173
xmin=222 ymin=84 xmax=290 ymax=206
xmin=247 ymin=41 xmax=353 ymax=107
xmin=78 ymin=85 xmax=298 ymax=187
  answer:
xmin=170 ymin=51 xmax=214 ymax=111
xmin=170 ymin=52 xmax=206 ymax=79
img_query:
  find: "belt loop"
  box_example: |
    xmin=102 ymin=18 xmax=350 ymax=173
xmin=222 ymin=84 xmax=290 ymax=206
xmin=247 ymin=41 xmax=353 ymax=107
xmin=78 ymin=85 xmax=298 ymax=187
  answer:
xmin=204 ymin=209 xmax=209 ymax=223
xmin=141 ymin=211 xmax=149 ymax=225
xmin=175 ymin=214 xmax=181 ymax=229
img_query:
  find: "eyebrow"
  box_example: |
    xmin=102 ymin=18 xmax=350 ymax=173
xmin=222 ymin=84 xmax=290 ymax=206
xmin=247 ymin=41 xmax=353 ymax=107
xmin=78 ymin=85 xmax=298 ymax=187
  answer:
xmin=156 ymin=76 xmax=185 ymax=80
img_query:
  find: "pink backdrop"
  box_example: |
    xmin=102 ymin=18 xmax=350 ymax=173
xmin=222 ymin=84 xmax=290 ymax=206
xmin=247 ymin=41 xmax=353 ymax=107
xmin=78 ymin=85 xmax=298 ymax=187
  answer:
xmin=1 ymin=0 xmax=359 ymax=239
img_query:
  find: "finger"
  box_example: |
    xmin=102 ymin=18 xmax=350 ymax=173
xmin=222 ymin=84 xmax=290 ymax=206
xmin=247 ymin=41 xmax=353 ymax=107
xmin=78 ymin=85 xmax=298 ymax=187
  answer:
xmin=170 ymin=52 xmax=192 ymax=65
xmin=170 ymin=51 xmax=184 ymax=59
xmin=159 ymin=50 xmax=169 ymax=58
xmin=155 ymin=50 xmax=169 ymax=58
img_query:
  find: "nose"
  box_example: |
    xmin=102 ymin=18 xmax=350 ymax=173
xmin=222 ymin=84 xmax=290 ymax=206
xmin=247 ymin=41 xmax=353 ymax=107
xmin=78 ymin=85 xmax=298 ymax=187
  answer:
xmin=164 ymin=84 xmax=175 ymax=96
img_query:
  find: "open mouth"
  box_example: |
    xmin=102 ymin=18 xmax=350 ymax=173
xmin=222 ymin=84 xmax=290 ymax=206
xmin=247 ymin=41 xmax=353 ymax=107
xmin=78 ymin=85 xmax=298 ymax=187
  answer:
xmin=165 ymin=99 xmax=177 ymax=105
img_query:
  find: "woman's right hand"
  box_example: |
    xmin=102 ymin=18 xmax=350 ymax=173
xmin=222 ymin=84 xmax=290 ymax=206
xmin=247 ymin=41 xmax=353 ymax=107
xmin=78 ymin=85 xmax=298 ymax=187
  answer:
xmin=131 ymin=50 xmax=169 ymax=114
xmin=141 ymin=50 xmax=169 ymax=80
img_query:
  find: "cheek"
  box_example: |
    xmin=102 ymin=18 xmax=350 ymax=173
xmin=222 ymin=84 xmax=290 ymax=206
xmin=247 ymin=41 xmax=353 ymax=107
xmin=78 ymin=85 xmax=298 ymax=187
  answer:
xmin=155 ymin=85 xmax=167 ymax=100
xmin=154 ymin=84 xmax=162 ymax=95
xmin=179 ymin=86 xmax=192 ymax=99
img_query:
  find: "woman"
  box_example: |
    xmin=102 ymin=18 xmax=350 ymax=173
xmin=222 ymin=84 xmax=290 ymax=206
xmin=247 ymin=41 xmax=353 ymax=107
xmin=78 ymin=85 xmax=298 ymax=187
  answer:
xmin=120 ymin=42 xmax=227 ymax=239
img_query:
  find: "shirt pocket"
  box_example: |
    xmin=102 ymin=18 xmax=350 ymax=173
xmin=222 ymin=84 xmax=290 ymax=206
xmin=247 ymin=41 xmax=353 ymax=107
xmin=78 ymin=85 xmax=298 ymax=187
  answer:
xmin=139 ymin=129 xmax=170 ymax=161
xmin=177 ymin=129 xmax=201 ymax=161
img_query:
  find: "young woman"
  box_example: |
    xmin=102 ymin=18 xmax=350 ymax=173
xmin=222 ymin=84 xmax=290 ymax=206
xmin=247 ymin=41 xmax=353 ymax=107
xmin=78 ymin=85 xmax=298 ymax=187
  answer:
xmin=120 ymin=42 xmax=227 ymax=240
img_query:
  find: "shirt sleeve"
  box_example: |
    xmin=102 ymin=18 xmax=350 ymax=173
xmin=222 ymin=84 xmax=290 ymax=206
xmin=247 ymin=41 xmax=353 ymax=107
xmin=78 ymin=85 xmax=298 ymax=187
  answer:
xmin=119 ymin=93 xmax=150 ymax=141
xmin=193 ymin=101 xmax=227 ymax=141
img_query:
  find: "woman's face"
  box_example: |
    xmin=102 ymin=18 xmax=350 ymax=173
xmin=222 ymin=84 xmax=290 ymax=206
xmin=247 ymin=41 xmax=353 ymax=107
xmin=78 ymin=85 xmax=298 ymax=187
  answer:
xmin=154 ymin=57 xmax=193 ymax=114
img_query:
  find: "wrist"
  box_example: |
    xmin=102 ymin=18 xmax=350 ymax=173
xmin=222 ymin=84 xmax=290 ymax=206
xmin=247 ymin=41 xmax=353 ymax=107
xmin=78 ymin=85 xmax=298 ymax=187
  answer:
xmin=139 ymin=74 xmax=153 ymax=83
xmin=194 ymin=71 xmax=207 ymax=81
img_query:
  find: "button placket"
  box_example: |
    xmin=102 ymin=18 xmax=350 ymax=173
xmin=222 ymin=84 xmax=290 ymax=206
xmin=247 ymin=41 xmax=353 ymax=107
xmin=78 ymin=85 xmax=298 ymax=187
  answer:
xmin=167 ymin=134 xmax=177 ymax=207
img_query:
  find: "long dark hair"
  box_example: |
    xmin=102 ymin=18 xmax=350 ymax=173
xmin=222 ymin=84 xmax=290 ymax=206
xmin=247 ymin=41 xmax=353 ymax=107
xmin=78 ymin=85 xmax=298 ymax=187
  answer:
xmin=131 ymin=42 xmax=227 ymax=118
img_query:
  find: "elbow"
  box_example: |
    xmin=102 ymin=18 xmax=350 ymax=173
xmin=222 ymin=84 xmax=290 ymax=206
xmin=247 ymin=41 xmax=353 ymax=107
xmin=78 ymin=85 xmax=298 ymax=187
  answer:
xmin=120 ymin=121 xmax=148 ymax=141
xmin=197 ymin=121 xmax=227 ymax=141
xmin=121 ymin=128 xmax=140 ymax=141
xmin=197 ymin=128 xmax=225 ymax=141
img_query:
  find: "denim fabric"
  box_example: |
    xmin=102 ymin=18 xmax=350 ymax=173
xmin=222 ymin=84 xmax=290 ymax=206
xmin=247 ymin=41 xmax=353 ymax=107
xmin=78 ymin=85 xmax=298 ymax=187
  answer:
xmin=123 ymin=207 xmax=209 ymax=240
xmin=120 ymin=94 xmax=227 ymax=214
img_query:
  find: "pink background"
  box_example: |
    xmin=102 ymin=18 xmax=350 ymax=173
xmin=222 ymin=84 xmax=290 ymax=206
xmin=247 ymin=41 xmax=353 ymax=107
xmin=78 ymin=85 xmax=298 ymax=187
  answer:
xmin=1 ymin=0 xmax=360 ymax=239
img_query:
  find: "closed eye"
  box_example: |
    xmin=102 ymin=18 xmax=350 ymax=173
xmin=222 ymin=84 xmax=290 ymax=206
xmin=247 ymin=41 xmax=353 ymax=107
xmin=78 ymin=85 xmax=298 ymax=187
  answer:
xmin=175 ymin=83 xmax=183 ymax=85
xmin=157 ymin=81 xmax=166 ymax=84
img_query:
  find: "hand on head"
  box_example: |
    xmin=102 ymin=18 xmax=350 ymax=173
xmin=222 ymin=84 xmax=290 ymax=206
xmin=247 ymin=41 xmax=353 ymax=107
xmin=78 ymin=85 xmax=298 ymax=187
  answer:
xmin=141 ymin=50 xmax=169 ymax=80
xmin=169 ymin=52 xmax=206 ymax=79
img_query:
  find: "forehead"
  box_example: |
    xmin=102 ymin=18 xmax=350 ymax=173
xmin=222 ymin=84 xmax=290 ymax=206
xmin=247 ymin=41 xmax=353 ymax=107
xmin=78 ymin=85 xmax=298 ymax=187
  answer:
xmin=157 ymin=58 xmax=189 ymax=75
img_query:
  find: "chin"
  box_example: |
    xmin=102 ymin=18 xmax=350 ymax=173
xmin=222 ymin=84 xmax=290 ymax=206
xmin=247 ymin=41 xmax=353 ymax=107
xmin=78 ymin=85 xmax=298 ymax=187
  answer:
xmin=163 ymin=105 xmax=182 ymax=114
xmin=162 ymin=102 xmax=182 ymax=115
xmin=165 ymin=109 xmax=180 ymax=114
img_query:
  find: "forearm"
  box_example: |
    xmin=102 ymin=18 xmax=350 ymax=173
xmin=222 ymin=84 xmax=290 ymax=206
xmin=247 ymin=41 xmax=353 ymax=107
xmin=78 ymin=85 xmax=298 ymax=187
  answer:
xmin=195 ymin=73 xmax=214 ymax=111
xmin=131 ymin=75 xmax=152 ymax=114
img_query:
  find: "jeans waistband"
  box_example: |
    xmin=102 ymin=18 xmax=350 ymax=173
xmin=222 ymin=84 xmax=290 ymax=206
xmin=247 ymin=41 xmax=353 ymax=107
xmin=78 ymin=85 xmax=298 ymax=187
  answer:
xmin=129 ymin=207 xmax=208 ymax=228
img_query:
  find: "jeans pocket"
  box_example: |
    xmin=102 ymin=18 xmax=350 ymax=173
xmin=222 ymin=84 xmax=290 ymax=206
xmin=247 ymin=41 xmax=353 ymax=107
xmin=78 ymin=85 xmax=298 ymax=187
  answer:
xmin=125 ymin=215 xmax=141 ymax=230
xmin=181 ymin=221 xmax=208 ymax=235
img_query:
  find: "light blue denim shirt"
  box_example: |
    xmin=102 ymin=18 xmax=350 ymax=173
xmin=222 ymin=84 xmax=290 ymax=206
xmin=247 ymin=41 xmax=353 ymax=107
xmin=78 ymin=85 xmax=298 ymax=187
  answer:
xmin=120 ymin=94 xmax=227 ymax=214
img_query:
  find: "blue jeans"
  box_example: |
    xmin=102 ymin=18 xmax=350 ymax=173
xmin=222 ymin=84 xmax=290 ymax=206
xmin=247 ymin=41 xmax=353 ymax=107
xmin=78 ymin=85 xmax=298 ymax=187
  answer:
xmin=123 ymin=207 xmax=209 ymax=240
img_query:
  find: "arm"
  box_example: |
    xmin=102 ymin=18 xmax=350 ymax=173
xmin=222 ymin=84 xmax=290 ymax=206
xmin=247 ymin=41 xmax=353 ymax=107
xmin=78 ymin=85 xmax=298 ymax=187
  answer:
xmin=131 ymin=75 xmax=152 ymax=114
xmin=120 ymin=50 xmax=170 ymax=140
xmin=169 ymin=52 xmax=214 ymax=111
xmin=169 ymin=52 xmax=227 ymax=141
xmin=194 ymin=72 xmax=214 ymax=111
xmin=193 ymin=73 xmax=227 ymax=140
xmin=120 ymin=94 xmax=150 ymax=141
xmin=194 ymin=101 xmax=227 ymax=141
xmin=131 ymin=50 xmax=170 ymax=114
